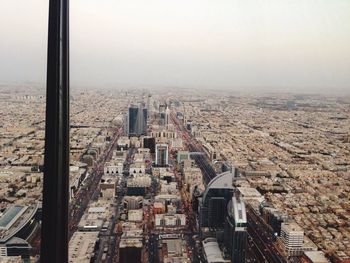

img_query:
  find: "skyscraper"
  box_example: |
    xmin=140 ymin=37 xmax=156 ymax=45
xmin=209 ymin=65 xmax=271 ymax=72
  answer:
xmin=142 ymin=108 xmax=148 ymax=134
xmin=165 ymin=106 xmax=170 ymax=126
xmin=158 ymin=104 xmax=169 ymax=126
xmin=224 ymin=196 xmax=247 ymax=263
xmin=128 ymin=105 xmax=139 ymax=136
xmin=127 ymin=104 xmax=147 ymax=136
xmin=199 ymin=171 xmax=234 ymax=230
xmin=155 ymin=144 xmax=169 ymax=167
xmin=147 ymin=94 xmax=151 ymax=114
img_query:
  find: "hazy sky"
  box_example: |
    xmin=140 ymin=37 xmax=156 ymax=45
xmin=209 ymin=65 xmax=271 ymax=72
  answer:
xmin=0 ymin=0 xmax=349 ymax=91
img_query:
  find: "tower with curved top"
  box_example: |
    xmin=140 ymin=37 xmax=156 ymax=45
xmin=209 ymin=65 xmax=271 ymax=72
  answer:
xmin=199 ymin=171 xmax=234 ymax=238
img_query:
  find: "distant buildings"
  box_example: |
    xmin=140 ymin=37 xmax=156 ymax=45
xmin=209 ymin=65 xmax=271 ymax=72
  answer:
xmin=177 ymin=151 xmax=189 ymax=164
xmin=125 ymin=104 xmax=147 ymax=137
xmin=172 ymin=93 xmax=350 ymax=260
xmin=155 ymin=214 xmax=186 ymax=228
xmin=155 ymin=144 xmax=169 ymax=167
xmin=3 ymin=87 xmax=350 ymax=261
xmin=158 ymin=104 xmax=170 ymax=126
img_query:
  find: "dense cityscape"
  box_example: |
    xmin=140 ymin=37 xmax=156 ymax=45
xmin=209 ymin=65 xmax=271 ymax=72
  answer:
xmin=0 ymin=85 xmax=349 ymax=263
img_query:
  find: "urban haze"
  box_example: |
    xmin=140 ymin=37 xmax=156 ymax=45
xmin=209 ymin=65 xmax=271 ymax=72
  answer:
xmin=0 ymin=1 xmax=350 ymax=263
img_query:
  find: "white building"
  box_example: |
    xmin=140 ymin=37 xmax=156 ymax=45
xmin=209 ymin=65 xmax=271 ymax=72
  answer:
xmin=202 ymin=238 xmax=229 ymax=263
xmin=129 ymin=163 xmax=145 ymax=175
xmin=128 ymin=209 xmax=143 ymax=222
xmin=237 ymin=187 xmax=265 ymax=204
xmin=155 ymin=214 xmax=186 ymax=228
xmin=104 ymin=161 xmax=123 ymax=175
xmin=280 ymin=222 xmax=304 ymax=256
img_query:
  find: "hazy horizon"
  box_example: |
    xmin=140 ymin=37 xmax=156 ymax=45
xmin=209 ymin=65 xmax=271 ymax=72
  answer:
xmin=1 ymin=0 xmax=350 ymax=92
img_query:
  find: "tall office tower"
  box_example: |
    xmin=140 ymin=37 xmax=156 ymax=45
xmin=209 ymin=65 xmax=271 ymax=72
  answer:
xmin=159 ymin=112 xmax=166 ymax=126
xmin=159 ymin=104 xmax=167 ymax=126
xmin=142 ymin=108 xmax=148 ymax=133
xmin=165 ymin=107 xmax=170 ymax=126
xmin=155 ymin=144 xmax=169 ymax=167
xmin=199 ymin=170 xmax=234 ymax=235
xmin=280 ymin=222 xmax=304 ymax=257
xmin=128 ymin=105 xmax=139 ymax=136
xmin=225 ymin=196 xmax=247 ymax=263
xmin=127 ymin=104 xmax=147 ymax=136
xmin=147 ymin=94 xmax=151 ymax=113
xmin=123 ymin=113 xmax=129 ymax=135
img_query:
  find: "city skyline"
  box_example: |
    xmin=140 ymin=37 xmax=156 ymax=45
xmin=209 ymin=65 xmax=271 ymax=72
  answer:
xmin=1 ymin=1 xmax=350 ymax=262
xmin=1 ymin=0 xmax=350 ymax=91
xmin=0 ymin=86 xmax=349 ymax=262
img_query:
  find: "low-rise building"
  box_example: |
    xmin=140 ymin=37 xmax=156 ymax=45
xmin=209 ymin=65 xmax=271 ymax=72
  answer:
xmin=155 ymin=214 xmax=186 ymax=228
xmin=69 ymin=231 xmax=99 ymax=263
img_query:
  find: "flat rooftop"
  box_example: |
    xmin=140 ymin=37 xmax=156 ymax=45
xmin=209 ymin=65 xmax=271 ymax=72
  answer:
xmin=69 ymin=231 xmax=99 ymax=263
xmin=237 ymin=187 xmax=262 ymax=197
xmin=119 ymin=238 xmax=143 ymax=248
xmin=303 ymin=251 xmax=329 ymax=263
xmin=202 ymin=238 xmax=228 ymax=263
xmin=282 ymin=222 xmax=304 ymax=233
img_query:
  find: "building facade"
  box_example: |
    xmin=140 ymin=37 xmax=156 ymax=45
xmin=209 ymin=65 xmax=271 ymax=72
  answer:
xmin=155 ymin=144 xmax=169 ymax=167
xmin=224 ymin=196 xmax=247 ymax=263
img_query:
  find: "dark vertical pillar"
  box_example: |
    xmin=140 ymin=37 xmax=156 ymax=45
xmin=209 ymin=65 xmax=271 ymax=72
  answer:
xmin=41 ymin=0 xmax=69 ymax=262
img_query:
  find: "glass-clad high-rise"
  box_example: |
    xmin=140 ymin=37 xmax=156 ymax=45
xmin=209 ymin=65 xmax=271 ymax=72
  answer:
xmin=199 ymin=171 xmax=234 ymax=228
xmin=224 ymin=196 xmax=247 ymax=263
xmin=127 ymin=104 xmax=147 ymax=136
